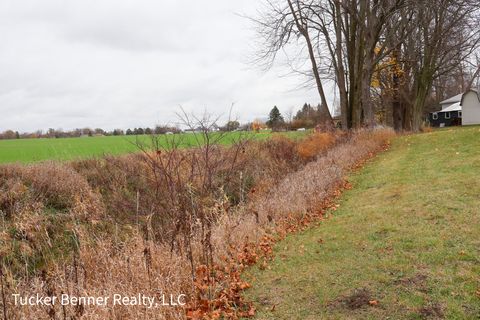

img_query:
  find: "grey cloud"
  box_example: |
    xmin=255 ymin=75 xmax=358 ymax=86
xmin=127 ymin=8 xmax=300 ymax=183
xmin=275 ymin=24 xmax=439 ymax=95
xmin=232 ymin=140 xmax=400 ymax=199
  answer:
xmin=0 ymin=0 xmax=327 ymax=133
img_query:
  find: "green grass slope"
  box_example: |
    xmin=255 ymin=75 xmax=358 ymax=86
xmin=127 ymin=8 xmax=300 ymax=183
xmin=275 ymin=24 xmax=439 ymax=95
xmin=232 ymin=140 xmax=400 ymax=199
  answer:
xmin=245 ymin=126 xmax=480 ymax=319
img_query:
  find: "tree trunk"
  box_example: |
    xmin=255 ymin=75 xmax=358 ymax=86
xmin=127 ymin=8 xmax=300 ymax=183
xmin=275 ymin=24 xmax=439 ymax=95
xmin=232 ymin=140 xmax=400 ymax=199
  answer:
xmin=334 ymin=0 xmax=350 ymax=128
xmin=350 ymin=19 xmax=364 ymax=128
xmin=305 ymin=34 xmax=333 ymax=123
xmin=287 ymin=0 xmax=332 ymax=123
xmin=412 ymin=85 xmax=429 ymax=131
xmin=361 ymin=58 xmax=375 ymax=127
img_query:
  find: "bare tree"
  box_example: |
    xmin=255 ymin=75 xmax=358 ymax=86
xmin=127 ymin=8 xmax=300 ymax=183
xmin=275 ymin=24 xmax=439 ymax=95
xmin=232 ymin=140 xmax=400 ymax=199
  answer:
xmin=251 ymin=0 xmax=333 ymax=124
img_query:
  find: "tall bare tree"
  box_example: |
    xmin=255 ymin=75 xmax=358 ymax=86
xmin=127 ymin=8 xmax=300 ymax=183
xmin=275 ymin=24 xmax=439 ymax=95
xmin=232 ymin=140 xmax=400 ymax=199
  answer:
xmin=251 ymin=0 xmax=333 ymax=123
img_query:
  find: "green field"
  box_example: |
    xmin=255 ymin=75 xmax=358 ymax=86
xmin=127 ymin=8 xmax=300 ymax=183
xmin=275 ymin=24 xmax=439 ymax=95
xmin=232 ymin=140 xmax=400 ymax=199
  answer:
xmin=245 ymin=126 xmax=480 ymax=319
xmin=0 ymin=131 xmax=305 ymax=164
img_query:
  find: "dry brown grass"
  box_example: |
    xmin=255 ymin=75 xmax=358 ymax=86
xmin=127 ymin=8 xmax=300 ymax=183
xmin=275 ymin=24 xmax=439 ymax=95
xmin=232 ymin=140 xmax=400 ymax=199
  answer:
xmin=420 ymin=125 xmax=434 ymax=133
xmin=250 ymin=129 xmax=395 ymax=223
xmin=0 ymin=128 xmax=395 ymax=319
xmin=296 ymin=132 xmax=339 ymax=161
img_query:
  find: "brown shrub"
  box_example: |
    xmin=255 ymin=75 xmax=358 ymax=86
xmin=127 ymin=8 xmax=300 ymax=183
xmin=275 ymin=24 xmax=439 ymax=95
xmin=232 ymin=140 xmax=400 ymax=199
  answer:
xmin=296 ymin=132 xmax=337 ymax=161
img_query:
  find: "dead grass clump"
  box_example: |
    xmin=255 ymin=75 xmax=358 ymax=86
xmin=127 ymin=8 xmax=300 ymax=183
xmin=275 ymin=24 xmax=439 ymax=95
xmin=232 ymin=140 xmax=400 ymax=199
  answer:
xmin=71 ymin=155 xmax=153 ymax=223
xmin=1 ymin=162 xmax=105 ymax=218
xmin=26 ymin=163 xmax=84 ymax=209
xmin=296 ymin=132 xmax=337 ymax=161
xmin=0 ymin=174 xmax=29 ymax=218
xmin=264 ymin=135 xmax=298 ymax=164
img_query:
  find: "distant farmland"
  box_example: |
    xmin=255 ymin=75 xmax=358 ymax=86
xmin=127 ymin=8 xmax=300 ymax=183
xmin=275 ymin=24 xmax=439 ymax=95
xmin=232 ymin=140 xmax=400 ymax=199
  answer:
xmin=0 ymin=131 xmax=306 ymax=164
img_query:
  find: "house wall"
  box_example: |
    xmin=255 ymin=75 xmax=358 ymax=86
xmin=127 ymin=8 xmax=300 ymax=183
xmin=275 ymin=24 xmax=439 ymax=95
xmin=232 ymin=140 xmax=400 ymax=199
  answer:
xmin=429 ymin=111 xmax=462 ymax=127
xmin=462 ymin=91 xmax=480 ymax=125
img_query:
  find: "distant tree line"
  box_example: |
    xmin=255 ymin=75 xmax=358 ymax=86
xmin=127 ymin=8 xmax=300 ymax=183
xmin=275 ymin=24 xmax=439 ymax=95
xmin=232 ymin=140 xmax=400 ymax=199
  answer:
xmin=0 ymin=104 xmax=333 ymax=140
xmin=0 ymin=122 xmax=249 ymax=140
xmin=262 ymin=103 xmax=335 ymax=132
xmin=0 ymin=128 xmax=108 ymax=140
xmin=0 ymin=126 xmax=180 ymax=140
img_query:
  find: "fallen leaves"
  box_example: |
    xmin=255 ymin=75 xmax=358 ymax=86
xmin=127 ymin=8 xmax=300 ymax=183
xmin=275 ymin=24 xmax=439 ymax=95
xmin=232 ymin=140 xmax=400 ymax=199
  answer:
xmin=184 ymin=142 xmax=391 ymax=319
xmin=185 ymin=237 xmax=275 ymax=319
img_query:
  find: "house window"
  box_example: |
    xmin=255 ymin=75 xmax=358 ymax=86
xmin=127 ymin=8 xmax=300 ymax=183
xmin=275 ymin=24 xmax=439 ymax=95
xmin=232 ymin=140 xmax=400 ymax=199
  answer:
xmin=458 ymin=111 xmax=462 ymax=118
xmin=432 ymin=113 xmax=438 ymax=120
xmin=445 ymin=112 xmax=451 ymax=119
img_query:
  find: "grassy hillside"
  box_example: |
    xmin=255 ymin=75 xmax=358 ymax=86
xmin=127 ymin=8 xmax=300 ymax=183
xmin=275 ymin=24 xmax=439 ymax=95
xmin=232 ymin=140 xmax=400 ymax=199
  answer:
xmin=244 ymin=126 xmax=480 ymax=319
xmin=0 ymin=131 xmax=305 ymax=164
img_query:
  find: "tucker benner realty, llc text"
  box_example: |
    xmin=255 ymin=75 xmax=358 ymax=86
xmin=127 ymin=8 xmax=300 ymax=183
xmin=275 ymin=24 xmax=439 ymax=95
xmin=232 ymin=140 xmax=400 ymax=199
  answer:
xmin=13 ymin=293 xmax=187 ymax=309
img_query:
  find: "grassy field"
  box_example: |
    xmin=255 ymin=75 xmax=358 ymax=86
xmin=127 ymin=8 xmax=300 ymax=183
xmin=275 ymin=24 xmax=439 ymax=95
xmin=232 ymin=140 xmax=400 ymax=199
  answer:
xmin=0 ymin=131 xmax=304 ymax=164
xmin=244 ymin=126 xmax=480 ymax=319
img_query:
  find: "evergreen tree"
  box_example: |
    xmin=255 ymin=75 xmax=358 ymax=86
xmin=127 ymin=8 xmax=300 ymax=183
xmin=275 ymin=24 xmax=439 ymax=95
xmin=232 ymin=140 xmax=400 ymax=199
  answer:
xmin=266 ymin=106 xmax=285 ymax=131
xmin=292 ymin=102 xmax=324 ymax=128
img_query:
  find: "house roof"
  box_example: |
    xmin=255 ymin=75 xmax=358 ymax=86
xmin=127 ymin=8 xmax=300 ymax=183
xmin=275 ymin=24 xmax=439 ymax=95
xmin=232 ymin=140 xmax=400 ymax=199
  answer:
xmin=440 ymin=93 xmax=463 ymax=105
xmin=441 ymin=102 xmax=462 ymax=112
xmin=460 ymin=88 xmax=480 ymax=105
xmin=431 ymin=102 xmax=462 ymax=114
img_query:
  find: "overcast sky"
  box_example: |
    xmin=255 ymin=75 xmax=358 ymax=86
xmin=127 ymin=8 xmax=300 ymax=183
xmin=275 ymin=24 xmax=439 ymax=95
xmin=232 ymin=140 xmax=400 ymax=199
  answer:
xmin=0 ymin=0 xmax=331 ymax=132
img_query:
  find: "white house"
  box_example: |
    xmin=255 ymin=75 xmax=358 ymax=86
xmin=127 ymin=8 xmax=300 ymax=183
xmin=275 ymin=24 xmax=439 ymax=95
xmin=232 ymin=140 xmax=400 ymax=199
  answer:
xmin=429 ymin=88 xmax=480 ymax=127
xmin=460 ymin=89 xmax=480 ymax=125
xmin=429 ymin=96 xmax=463 ymax=127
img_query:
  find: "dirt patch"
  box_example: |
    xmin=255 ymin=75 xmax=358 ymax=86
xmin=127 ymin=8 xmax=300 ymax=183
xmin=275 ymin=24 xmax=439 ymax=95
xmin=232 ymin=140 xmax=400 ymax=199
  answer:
xmin=394 ymin=273 xmax=428 ymax=292
xmin=332 ymin=288 xmax=375 ymax=310
xmin=418 ymin=302 xmax=444 ymax=319
xmin=257 ymin=295 xmax=271 ymax=306
xmin=395 ymin=273 xmax=427 ymax=285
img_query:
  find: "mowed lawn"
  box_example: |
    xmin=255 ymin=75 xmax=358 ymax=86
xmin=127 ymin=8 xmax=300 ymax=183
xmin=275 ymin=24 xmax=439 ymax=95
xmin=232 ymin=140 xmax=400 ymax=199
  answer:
xmin=0 ymin=131 xmax=303 ymax=164
xmin=245 ymin=126 xmax=480 ymax=319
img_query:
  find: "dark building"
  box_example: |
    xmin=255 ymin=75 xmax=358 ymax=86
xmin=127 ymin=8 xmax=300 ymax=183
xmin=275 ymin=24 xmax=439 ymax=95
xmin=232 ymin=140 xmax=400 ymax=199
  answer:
xmin=429 ymin=109 xmax=462 ymax=127
xmin=428 ymin=99 xmax=462 ymax=127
